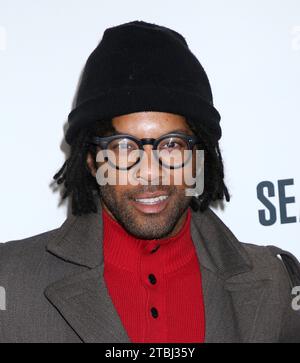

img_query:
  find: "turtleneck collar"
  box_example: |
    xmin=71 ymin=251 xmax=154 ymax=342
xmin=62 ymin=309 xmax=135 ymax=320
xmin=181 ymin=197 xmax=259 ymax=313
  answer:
xmin=102 ymin=207 xmax=195 ymax=274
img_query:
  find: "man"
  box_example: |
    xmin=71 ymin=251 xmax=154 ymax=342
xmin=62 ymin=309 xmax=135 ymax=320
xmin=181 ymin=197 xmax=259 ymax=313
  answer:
xmin=1 ymin=20 xmax=300 ymax=343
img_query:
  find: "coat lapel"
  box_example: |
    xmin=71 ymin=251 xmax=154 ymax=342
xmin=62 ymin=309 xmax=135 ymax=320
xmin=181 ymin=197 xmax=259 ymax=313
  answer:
xmin=45 ymin=200 xmax=273 ymax=343
xmin=45 ymin=205 xmax=130 ymax=343
xmin=44 ymin=264 xmax=130 ymax=343
xmin=190 ymin=207 xmax=275 ymax=343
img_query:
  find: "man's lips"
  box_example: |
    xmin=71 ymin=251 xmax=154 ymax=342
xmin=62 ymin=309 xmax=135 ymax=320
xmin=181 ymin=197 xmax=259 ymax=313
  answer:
xmin=130 ymin=191 xmax=171 ymax=214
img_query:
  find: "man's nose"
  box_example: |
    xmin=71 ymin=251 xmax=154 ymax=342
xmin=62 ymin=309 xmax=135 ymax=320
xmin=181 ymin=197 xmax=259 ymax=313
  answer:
xmin=135 ymin=145 xmax=160 ymax=184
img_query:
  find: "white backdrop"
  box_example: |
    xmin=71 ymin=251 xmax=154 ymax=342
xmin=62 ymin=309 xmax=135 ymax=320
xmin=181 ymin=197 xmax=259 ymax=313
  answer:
xmin=0 ymin=0 xmax=299 ymax=259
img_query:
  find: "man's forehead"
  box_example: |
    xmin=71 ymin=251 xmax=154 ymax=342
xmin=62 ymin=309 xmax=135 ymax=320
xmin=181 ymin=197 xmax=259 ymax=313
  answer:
xmin=110 ymin=111 xmax=192 ymax=138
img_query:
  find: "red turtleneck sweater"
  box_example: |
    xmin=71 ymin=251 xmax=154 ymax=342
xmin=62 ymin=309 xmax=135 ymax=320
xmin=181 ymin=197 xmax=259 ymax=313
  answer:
xmin=102 ymin=207 xmax=205 ymax=343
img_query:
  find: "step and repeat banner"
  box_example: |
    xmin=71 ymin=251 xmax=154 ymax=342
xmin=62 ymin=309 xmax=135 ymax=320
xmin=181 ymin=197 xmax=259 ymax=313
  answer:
xmin=0 ymin=1 xmax=299 ymax=258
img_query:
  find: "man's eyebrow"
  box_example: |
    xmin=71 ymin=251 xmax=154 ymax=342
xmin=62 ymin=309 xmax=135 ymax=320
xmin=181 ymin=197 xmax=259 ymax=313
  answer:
xmin=166 ymin=128 xmax=192 ymax=135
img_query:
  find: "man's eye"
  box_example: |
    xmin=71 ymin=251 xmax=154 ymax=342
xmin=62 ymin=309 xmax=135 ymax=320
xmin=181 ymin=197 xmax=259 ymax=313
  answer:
xmin=162 ymin=142 xmax=180 ymax=149
xmin=116 ymin=143 xmax=135 ymax=150
xmin=119 ymin=143 xmax=129 ymax=149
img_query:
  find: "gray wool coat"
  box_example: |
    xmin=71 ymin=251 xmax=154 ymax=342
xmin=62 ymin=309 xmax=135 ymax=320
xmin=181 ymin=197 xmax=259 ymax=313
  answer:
xmin=0 ymin=205 xmax=300 ymax=343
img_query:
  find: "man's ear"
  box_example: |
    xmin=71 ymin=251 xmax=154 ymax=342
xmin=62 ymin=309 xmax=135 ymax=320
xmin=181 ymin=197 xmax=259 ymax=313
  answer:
xmin=86 ymin=152 xmax=97 ymax=177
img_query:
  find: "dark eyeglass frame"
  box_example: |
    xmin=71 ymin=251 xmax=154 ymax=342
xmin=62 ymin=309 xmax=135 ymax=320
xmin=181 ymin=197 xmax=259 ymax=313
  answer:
xmin=87 ymin=132 xmax=203 ymax=170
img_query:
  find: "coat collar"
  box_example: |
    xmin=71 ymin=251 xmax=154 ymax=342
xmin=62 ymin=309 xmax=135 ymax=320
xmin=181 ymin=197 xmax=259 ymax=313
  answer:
xmin=46 ymin=201 xmax=253 ymax=279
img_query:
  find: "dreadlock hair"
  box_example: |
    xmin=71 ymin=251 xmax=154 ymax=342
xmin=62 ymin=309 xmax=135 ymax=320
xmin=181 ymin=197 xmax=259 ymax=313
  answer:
xmin=185 ymin=118 xmax=230 ymax=212
xmin=53 ymin=118 xmax=230 ymax=216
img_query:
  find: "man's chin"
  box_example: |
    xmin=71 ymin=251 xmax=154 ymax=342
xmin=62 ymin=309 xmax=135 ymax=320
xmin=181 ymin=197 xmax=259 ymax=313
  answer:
xmin=124 ymin=210 xmax=177 ymax=240
xmin=126 ymin=225 xmax=174 ymax=240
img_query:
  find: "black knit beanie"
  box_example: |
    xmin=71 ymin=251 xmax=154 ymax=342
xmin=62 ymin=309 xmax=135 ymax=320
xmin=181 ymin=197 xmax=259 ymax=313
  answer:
xmin=65 ymin=20 xmax=221 ymax=145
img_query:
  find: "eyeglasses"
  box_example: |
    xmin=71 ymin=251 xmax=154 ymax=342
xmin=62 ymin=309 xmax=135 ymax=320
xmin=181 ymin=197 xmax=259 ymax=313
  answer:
xmin=88 ymin=132 xmax=203 ymax=170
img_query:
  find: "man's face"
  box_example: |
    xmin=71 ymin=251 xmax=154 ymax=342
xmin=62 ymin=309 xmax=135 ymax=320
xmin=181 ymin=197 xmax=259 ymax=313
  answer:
xmin=87 ymin=111 xmax=195 ymax=239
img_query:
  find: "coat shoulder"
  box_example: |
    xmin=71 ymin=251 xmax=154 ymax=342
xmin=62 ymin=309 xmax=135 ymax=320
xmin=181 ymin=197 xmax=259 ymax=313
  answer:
xmin=0 ymin=227 xmax=60 ymax=254
xmin=240 ymin=241 xmax=300 ymax=286
xmin=0 ymin=227 xmax=82 ymax=343
xmin=234 ymin=242 xmax=300 ymax=342
xmin=0 ymin=228 xmax=61 ymax=277
xmin=242 ymin=242 xmax=300 ymax=342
